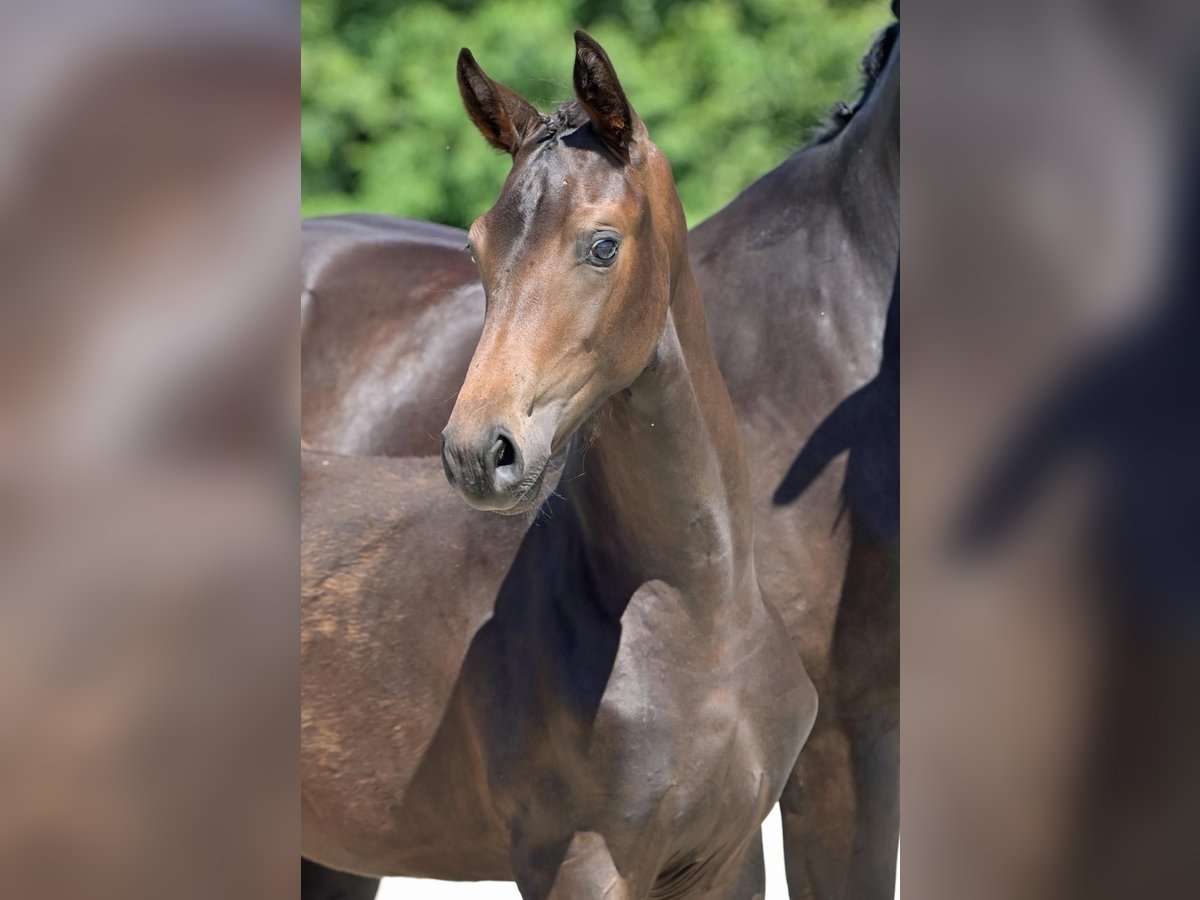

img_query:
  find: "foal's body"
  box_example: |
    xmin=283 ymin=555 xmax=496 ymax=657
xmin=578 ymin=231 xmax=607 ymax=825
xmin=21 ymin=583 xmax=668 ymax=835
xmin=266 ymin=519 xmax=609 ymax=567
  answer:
xmin=302 ymin=34 xmax=815 ymax=898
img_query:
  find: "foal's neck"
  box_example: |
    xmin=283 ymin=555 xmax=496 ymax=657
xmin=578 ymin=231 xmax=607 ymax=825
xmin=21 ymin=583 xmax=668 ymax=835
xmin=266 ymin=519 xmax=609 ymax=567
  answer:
xmin=567 ymin=263 xmax=757 ymax=625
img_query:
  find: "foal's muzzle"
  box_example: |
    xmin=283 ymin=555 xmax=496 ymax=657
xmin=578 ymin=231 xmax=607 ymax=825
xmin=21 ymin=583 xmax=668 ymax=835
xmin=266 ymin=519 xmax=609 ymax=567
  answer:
xmin=440 ymin=422 xmax=526 ymax=511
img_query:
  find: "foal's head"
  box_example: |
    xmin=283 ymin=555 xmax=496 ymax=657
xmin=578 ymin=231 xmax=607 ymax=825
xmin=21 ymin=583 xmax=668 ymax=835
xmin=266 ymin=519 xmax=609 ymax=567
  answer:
xmin=441 ymin=32 xmax=686 ymax=514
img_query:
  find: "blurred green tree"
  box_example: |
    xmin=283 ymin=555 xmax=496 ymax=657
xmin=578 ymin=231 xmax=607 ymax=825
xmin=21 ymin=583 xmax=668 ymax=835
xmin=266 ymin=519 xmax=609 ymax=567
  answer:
xmin=302 ymin=0 xmax=891 ymax=227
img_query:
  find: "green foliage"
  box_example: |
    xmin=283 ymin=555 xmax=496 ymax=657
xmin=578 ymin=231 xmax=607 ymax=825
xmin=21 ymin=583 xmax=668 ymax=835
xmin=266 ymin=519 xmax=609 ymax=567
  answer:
xmin=302 ymin=0 xmax=891 ymax=227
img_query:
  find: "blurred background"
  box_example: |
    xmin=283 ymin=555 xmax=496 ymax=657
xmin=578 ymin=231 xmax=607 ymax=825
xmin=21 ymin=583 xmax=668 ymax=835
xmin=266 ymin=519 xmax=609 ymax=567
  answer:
xmin=301 ymin=0 xmax=891 ymax=227
xmin=0 ymin=4 xmax=297 ymax=898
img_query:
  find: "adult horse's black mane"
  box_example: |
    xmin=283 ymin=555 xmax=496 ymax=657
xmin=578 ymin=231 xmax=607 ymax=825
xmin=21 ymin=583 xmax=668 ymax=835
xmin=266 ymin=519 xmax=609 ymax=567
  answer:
xmin=815 ymin=16 xmax=899 ymax=144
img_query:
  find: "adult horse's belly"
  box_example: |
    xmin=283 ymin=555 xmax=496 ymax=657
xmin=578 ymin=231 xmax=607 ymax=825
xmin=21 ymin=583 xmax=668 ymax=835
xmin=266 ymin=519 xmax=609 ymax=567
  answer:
xmin=300 ymin=692 xmax=515 ymax=880
xmin=300 ymin=452 xmax=525 ymax=878
xmin=301 ymin=644 xmax=513 ymax=879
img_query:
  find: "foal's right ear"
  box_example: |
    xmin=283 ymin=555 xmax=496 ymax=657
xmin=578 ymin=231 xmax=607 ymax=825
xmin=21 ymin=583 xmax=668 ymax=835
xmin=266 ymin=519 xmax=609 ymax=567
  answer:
xmin=457 ymin=48 xmax=540 ymax=155
xmin=572 ymin=31 xmax=635 ymax=164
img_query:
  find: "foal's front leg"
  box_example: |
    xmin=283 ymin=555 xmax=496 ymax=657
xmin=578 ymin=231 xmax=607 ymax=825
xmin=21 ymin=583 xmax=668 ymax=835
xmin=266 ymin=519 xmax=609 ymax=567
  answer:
xmin=718 ymin=829 xmax=765 ymax=900
xmin=513 ymin=831 xmax=632 ymax=900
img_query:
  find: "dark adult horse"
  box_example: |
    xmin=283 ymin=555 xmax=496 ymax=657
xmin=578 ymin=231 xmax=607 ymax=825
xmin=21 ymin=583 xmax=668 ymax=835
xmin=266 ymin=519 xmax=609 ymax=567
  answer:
xmin=302 ymin=16 xmax=899 ymax=900
xmin=303 ymin=33 xmax=816 ymax=899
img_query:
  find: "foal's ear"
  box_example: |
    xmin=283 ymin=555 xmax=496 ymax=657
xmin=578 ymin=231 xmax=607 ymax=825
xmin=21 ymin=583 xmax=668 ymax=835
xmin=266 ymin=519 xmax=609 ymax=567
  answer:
xmin=457 ymin=48 xmax=540 ymax=155
xmin=572 ymin=31 xmax=635 ymax=164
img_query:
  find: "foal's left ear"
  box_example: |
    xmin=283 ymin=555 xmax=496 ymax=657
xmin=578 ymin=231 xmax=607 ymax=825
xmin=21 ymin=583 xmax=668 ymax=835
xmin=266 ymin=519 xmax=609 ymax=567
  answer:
xmin=572 ymin=31 xmax=635 ymax=164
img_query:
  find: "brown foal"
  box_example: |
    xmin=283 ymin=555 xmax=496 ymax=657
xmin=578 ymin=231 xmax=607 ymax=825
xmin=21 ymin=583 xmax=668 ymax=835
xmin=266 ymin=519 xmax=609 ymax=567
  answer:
xmin=301 ymin=33 xmax=816 ymax=899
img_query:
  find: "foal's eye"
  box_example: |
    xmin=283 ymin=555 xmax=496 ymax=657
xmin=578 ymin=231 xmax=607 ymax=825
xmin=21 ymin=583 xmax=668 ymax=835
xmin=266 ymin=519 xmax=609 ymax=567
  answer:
xmin=588 ymin=237 xmax=620 ymax=265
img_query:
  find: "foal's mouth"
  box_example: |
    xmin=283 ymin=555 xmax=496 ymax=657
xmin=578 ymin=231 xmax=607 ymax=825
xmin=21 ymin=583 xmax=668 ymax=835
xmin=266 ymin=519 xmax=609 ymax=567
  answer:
xmin=497 ymin=445 xmax=567 ymax=517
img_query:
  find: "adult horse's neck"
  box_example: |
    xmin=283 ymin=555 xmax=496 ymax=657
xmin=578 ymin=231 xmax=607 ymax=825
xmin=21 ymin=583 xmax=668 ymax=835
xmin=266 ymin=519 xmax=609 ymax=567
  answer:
xmin=563 ymin=262 xmax=757 ymax=628
xmin=824 ymin=35 xmax=899 ymax=248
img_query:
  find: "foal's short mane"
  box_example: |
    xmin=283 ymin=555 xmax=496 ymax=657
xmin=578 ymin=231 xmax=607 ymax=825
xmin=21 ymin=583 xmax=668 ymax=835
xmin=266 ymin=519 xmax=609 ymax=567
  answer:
xmin=814 ymin=19 xmax=898 ymax=145
xmin=532 ymin=100 xmax=592 ymax=145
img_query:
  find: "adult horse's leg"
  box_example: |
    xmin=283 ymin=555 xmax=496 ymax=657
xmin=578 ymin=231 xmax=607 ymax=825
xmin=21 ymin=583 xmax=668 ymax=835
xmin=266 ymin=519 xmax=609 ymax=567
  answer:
xmin=779 ymin=518 xmax=898 ymax=900
xmin=779 ymin=719 xmax=855 ymax=899
xmin=300 ymin=858 xmax=380 ymax=900
xmin=844 ymin=720 xmax=899 ymax=900
xmin=834 ymin=522 xmax=900 ymax=900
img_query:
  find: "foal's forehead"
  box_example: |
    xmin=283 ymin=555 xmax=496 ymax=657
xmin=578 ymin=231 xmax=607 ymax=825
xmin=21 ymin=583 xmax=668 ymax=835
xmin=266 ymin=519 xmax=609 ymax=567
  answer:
xmin=482 ymin=141 xmax=636 ymax=242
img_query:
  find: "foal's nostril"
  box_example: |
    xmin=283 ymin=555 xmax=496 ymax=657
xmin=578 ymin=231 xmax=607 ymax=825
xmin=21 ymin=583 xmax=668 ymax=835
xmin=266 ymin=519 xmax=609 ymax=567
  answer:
xmin=493 ymin=434 xmax=516 ymax=469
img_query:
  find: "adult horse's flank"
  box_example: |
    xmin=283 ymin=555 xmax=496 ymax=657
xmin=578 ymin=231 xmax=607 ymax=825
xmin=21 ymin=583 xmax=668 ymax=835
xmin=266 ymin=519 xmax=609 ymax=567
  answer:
xmin=301 ymin=33 xmax=816 ymax=899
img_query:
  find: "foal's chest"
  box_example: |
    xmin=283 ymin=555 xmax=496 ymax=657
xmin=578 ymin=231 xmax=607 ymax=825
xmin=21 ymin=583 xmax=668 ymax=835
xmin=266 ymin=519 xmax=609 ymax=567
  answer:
xmin=479 ymin=577 xmax=790 ymax=886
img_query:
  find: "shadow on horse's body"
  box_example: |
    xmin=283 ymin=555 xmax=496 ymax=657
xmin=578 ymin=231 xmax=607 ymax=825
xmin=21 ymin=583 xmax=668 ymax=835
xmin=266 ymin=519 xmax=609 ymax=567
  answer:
xmin=302 ymin=15 xmax=899 ymax=900
xmin=302 ymin=34 xmax=815 ymax=899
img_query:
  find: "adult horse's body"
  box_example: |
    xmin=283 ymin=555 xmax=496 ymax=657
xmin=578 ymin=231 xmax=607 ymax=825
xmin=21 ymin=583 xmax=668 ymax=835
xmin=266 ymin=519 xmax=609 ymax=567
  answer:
xmin=301 ymin=215 xmax=481 ymax=455
xmin=302 ymin=17 xmax=899 ymax=899
xmin=302 ymin=34 xmax=816 ymax=899
xmin=692 ymin=25 xmax=899 ymax=899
